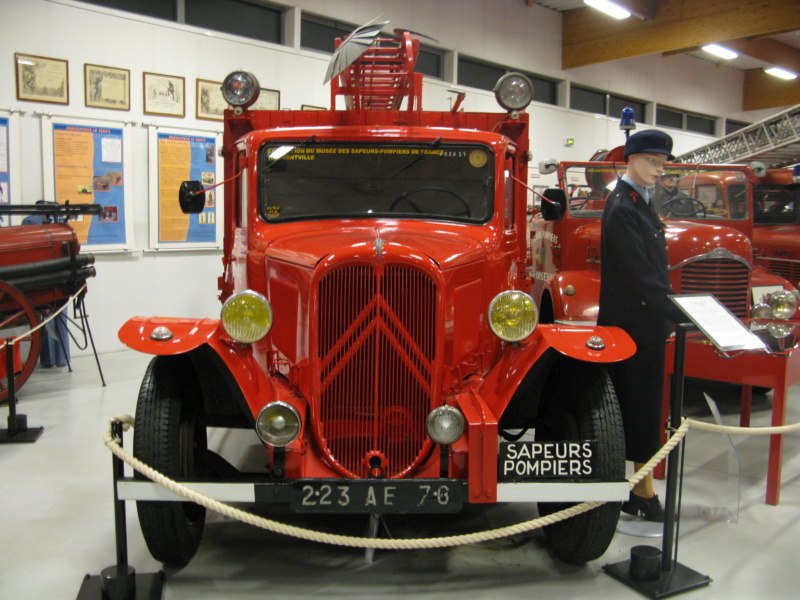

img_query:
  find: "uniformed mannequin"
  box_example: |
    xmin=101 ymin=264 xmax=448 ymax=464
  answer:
xmin=598 ymin=129 xmax=685 ymax=522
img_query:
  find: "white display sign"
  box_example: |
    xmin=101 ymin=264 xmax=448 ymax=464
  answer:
xmin=670 ymin=294 xmax=767 ymax=352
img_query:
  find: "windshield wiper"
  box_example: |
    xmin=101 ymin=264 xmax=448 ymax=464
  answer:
xmin=391 ymin=137 xmax=442 ymax=179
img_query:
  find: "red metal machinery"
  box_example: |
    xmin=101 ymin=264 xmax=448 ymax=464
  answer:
xmin=0 ymin=205 xmax=98 ymax=402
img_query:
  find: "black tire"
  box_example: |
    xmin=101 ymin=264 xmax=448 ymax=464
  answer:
xmin=536 ymin=360 xmax=625 ymax=564
xmin=133 ymin=355 xmax=207 ymax=567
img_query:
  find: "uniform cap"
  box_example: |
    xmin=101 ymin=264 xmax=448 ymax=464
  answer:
xmin=624 ymin=129 xmax=675 ymax=160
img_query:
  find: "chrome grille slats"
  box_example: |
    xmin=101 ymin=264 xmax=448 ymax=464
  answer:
xmin=678 ymin=259 xmax=750 ymax=318
xmin=316 ymin=263 xmax=437 ymax=478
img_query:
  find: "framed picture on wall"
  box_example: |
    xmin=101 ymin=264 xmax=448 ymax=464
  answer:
xmin=15 ymin=53 xmax=69 ymax=104
xmin=84 ymin=64 xmax=130 ymax=111
xmin=251 ymin=88 xmax=280 ymax=111
xmin=196 ymin=79 xmax=226 ymax=121
xmin=143 ymin=72 xmax=185 ymax=117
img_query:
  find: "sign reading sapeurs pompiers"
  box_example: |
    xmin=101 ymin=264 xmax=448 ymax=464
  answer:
xmin=118 ymin=26 xmax=635 ymax=568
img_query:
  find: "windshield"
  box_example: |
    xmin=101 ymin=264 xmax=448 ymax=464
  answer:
xmin=753 ymin=183 xmax=800 ymax=225
xmin=259 ymin=141 xmax=493 ymax=223
xmin=563 ymin=164 xmax=750 ymax=221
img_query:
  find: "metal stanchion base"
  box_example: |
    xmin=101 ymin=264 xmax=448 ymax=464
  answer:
xmin=604 ymin=558 xmax=711 ymax=599
xmin=76 ymin=569 xmax=164 ymax=600
xmin=0 ymin=416 xmax=44 ymax=443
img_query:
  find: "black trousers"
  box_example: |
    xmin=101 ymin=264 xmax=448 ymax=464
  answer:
xmin=607 ymin=343 xmax=666 ymax=464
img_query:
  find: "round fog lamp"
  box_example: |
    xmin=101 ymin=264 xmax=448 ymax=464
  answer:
xmin=494 ymin=72 xmax=533 ymax=112
xmin=488 ymin=290 xmax=538 ymax=342
xmin=426 ymin=405 xmax=466 ymax=445
xmin=752 ymin=303 xmax=772 ymax=322
xmin=256 ymin=401 xmax=301 ymax=447
xmin=221 ymin=290 xmax=273 ymax=343
xmin=221 ymin=71 xmax=261 ymax=108
xmin=769 ymin=289 xmax=798 ymax=320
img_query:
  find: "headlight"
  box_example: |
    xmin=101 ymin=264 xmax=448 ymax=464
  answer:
xmin=221 ymin=290 xmax=273 ymax=343
xmin=488 ymin=290 xmax=538 ymax=342
xmin=494 ymin=72 xmax=533 ymax=112
xmin=221 ymin=71 xmax=261 ymax=109
xmin=256 ymin=401 xmax=301 ymax=447
xmin=769 ymin=289 xmax=798 ymax=320
xmin=426 ymin=405 xmax=466 ymax=445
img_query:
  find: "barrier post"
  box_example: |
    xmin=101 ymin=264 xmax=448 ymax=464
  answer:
xmin=0 ymin=337 xmax=44 ymax=444
xmin=76 ymin=420 xmax=164 ymax=600
xmin=603 ymin=324 xmax=712 ymax=597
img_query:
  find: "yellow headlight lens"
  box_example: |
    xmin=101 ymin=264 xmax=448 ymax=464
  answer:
xmin=769 ymin=289 xmax=798 ymax=320
xmin=221 ymin=290 xmax=273 ymax=343
xmin=488 ymin=290 xmax=538 ymax=342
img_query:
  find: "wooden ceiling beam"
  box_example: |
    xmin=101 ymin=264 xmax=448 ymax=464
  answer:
xmin=724 ymin=38 xmax=800 ymax=74
xmin=563 ymin=0 xmax=800 ymax=69
xmin=743 ymin=69 xmax=800 ymax=111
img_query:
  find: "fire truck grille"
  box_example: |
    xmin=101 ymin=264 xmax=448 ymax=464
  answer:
xmin=763 ymin=259 xmax=800 ymax=287
xmin=679 ymin=259 xmax=749 ymax=319
xmin=317 ymin=264 xmax=437 ymax=478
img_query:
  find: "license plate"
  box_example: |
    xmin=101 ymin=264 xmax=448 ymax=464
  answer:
xmin=290 ymin=479 xmax=463 ymax=514
xmin=498 ymin=441 xmax=598 ymax=481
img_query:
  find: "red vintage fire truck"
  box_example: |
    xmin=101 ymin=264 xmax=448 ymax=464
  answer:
xmin=118 ymin=29 xmax=636 ymax=567
xmin=530 ymin=152 xmax=798 ymax=328
xmin=752 ymin=167 xmax=800 ymax=286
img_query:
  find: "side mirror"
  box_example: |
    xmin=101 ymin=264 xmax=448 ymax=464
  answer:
xmin=179 ymin=181 xmax=206 ymax=214
xmin=541 ymin=188 xmax=566 ymax=221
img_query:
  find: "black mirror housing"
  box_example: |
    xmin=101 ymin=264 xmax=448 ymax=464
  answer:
xmin=179 ymin=181 xmax=206 ymax=214
xmin=541 ymin=188 xmax=566 ymax=221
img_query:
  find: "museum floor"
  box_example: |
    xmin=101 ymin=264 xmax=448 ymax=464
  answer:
xmin=1 ymin=350 xmax=799 ymax=600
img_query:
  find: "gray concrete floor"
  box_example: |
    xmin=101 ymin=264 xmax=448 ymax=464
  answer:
xmin=1 ymin=350 xmax=799 ymax=599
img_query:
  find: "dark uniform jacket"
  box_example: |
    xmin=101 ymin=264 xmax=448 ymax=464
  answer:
xmin=598 ymin=179 xmax=683 ymax=346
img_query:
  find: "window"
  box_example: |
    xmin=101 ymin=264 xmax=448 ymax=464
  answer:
xmin=524 ymin=73 xmax=558 ymax=105
xmin=609 ymin=95 xmax=644 ymax=124
xmin=301 ymin=15 xmax=355 ymax=53
xmin=725 ymin=120 xmax=750 ymax=135
xmin=78 ymin=0 xmax=176 ymax=20
xmin=185 ymin=0 xmax=281 ymax=44
xmin=657 ymin=105 xmax=717 ymax=135
xmin=686 ymin=114 xmax=716 ymax=135
xmin=570 ymin=86 xmax=605 ymax=115
xmin=416 ymin=47 xmax=443 ymax=79
xmin=656 ymin=107 xmax=683 ymax=129
xmin=457 ymin=57 xmax=505 ymax=91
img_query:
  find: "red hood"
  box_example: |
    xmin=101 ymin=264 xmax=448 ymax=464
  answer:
xmin=664 ymin=222 xmax=752 ymax=268
xmin=260 ymin=223 xmax=488 ymax=270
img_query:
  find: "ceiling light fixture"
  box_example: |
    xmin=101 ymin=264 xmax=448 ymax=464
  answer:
xmin=701 ymin=44 xmax=738 ymax=60
xmin=583 ymin=0 xmax=631 ymax=20
xmin=765 ymin=67 xmax=798 ymax=80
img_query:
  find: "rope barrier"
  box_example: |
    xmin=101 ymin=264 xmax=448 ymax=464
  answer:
xmin=102 ymin=414 xmax=798 ymax=550
xmin=0 ymin=283 xmax=86 ymax=351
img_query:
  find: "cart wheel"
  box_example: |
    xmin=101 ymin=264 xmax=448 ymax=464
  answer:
xmin=133 ymin=355 xmax=207 ymax=567
xmin=0 ymin=280 xmax=41 ymax=403
xmin=537 ymin=359 xmax=625 ymax=564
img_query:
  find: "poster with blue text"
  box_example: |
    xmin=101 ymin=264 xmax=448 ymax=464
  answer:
xmin=52 ymin=123 xmax=127 ymax=246
xmin=0 ymin=117 xmax=9 ymax=227
xmin=157 ymin=132 xmax=218 ymax=245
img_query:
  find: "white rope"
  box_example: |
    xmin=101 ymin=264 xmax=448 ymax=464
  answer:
xmin=0 ymin=283 xmax=86 ymax=351
xmin=102 ymin=413 xmax=798 ymax=550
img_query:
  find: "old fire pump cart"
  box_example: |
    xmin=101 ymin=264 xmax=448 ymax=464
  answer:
xmin=119 ymin=27 xmax=637 ymax=567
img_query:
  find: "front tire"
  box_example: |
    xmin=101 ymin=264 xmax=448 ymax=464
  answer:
xmin=537 ymin=360 xmax=625 ymax=563
xmin=133 ymin=355 xmax=207 ymax=567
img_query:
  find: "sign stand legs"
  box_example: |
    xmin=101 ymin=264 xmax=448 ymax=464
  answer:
xmin=603 ymin=324 xmax=712 ymax=598
xmin=0 ymin=337 xmax=44 ymax=444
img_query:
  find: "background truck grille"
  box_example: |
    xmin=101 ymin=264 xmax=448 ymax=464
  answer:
xmin=316 ymin=264 xmax=437 ymax=478
xmin=678 ymin=259 xmax=749 ymax=318
xmin=761 ymin=258 xmax=800 ymax=287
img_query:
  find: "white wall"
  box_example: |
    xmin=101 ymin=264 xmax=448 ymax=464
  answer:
xmin=0 ymin=0 xmax=783 ymax=356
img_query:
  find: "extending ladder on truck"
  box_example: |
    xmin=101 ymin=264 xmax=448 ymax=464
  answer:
xmin=676 ymin=104 xmax=800 ymax=167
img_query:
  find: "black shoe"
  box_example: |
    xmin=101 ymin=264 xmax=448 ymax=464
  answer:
xmin=622 ymin=492 xmax=665 ymax=522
